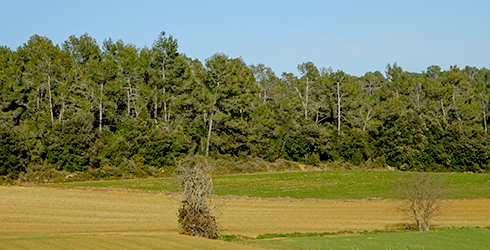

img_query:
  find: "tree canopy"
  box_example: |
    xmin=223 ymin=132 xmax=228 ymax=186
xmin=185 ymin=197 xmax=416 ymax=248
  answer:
xmin=1 ymin=33 xmax=489 ymax=182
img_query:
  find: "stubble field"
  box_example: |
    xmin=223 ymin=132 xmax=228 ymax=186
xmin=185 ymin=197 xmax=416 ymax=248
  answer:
xmin=1 ymin=177 xmax=490 ymax=249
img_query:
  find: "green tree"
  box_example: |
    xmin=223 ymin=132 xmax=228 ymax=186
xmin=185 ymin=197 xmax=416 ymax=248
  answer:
xmin=150 ymin=31 xmax=178 ymax=122
xmin=18 ymin=35 xmax=65 ymax=125
xmin=62 ymin=33 xmax=102 ymax=129
xmin=201 ymin=53 xmax=258 ymax=157
xmin=471 ymin=68 xmax=490 ymax=133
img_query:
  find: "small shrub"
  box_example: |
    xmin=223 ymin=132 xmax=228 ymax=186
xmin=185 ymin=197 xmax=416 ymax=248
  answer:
xmin=218 ymin=234 xmax=253 ymax=242
xmin=394 ymin=172 xmax=449 ymax=231
xmin=175 ymin=155 xmax=219 ymax=238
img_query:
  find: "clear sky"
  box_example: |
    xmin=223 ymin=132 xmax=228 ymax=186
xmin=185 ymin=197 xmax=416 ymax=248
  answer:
xmin=1 ymin=0 xmax=489 ymax=76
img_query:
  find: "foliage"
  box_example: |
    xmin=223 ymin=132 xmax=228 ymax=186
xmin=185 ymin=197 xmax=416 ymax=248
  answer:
xmin=2 ymin=33 xmax=490 ymax=180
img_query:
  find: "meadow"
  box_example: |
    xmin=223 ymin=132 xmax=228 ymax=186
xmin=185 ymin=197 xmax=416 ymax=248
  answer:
xmin=45 ymin=170 xmax=490 ymax=199
xmin=2 ymin=170 xmax=490 ymax=249
xmin=246 ymin=227 xmax=490 ymax=250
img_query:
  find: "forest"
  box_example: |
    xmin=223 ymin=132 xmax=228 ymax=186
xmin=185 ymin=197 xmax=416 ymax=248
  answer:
xmin=1 ymin=32 xmax=490 ymax=182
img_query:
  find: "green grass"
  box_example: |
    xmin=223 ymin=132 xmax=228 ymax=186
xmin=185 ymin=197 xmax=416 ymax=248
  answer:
xmin=43 ymin=170 xmax=490 ymax=199
xmin=245 ymin=227 xmax=490 ymax=250
xmin=213 ymin=170 xmax=396 ymax=199
xmin=214 ymin=171 xmax=490 ymax=199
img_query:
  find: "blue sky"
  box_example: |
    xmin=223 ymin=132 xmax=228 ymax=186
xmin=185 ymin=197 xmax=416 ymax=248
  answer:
xmin=1 ymin=0 xmax=489 ymax=76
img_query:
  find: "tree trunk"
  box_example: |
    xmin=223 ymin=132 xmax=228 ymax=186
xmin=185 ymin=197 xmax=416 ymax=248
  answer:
xmin=205 ymin=116 xmax=213 ymax=157
xmin=37 ymin=89 xmax=40 ymax=110
xmin=127 ymin=89 xmax=131 ymax=116
xmin=484 ymin=108 xmax=487 ymax=134
xmin=127 ymin=79 xmax=132 ymax=116
xmin=134 ymin=87 xmax=140 ymax=118
xmin=163 ymin=87 xmax=168 ymax=123
xmin=99 ymin=83 xmax=103 ymax=131
xmin=162 ymin=57 xmax=168 ymax=122
xmin=205 ymin=81 xmax=220 ymax=157
xmin=90 ymin=91 xmax=94 ymax=109
xmin=337 ymin=81 xmax=341 ymax=135
xmin=154 ymin=87 xmax=158 ymax=119
xmin=48 ymin=75 xmax=54 ymax=124
xmin=305 ymin=80 xmax=309 ymax=121
xmin=58 ymin=101 xmax=64 ymax=123
xmin=162 ymin=58 xmax=166 ymax=81
xmin=294 ymin=78 xmax=309 ymax=121
xmin=441 ymin=100 xmax=448 ymax=126
xmin=362 ymin=108 xmax=372 ymax=132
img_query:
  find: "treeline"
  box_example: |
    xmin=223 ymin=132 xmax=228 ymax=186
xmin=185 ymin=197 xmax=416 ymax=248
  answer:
xmin=1 ymin=32 xmax=489 ymax=182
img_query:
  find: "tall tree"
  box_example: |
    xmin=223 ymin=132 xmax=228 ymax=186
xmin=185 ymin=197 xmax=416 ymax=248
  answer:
xmin=473 ymin=68 xmax=490 ymax=133
xmin=201 ymin=53 xmax=257 ymax=157
xmin=151 ymin=31 xmax=178 ymax=122
xmin=62 ymin=33 xmax=102 ymax=129
xmin=295 ymin=62 xmax=320 ymax=122
xmin=19 ymin=35 xmax=64 ymax=125
xmin=250 ymin=63 xmax=280 ymax=105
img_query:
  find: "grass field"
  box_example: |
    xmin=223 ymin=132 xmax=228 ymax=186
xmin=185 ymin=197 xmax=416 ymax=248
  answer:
xmin=245 ymin=227 xmax=490 ymax=250
xmin=6 ymin=170 xmax=490 ymax=249
xmin=44 ymin=170 xmax=490 ymax=199
xmin=1 ymin=186 xmax=490 ymax=249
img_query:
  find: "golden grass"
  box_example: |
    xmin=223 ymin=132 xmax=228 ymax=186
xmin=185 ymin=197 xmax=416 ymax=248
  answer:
xmin=220 ymin=198 xmax=490 ymax=236
xmin=0 ymin=187 xmax=259 ymax=249
xmin=1 ymin=186 xmax=490 ymax=249
xmin=0 ymin=233 xmax=260 ymax=250
xmin=0 ymin=187 xmax=179 ymax=236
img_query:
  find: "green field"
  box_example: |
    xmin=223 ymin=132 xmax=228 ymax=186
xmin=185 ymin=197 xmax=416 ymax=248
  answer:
xmin=44 ymin=170 xmax=490 ymax=199
xmin=245 ymin=227 xmax=490 ymax=250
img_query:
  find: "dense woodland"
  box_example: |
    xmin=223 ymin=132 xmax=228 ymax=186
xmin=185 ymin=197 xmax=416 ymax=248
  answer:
xmin=1 ymin=32 xmax=490 ymax=182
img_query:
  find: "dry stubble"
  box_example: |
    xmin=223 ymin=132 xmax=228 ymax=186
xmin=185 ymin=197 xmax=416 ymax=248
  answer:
xmin=1 ymin=186 xmax=489 ymax=248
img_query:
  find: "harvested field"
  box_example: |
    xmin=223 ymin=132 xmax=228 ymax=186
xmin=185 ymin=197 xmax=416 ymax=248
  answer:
xmin=220 ymin=197 xmax=490 ymax=236
xmin=1 ymin=186 xmax=489 ymax=244
xmin=0 ymin=233 xmax=261 ymax=250
xmin=0 ymin=187 xmax=257 ymax=250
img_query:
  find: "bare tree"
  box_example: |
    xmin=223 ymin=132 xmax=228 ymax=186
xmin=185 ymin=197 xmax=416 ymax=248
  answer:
xmin=175 ymin=156 xmax=219 ymax=238
xmin=395 ymin=173 xmax=448 ymax=231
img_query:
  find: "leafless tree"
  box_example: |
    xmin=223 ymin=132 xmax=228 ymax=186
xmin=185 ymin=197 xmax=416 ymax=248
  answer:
xmin=395 ymin=173 xmax=448 ymax=231
xmin=175 ymin=156 xmax=219 ymax=238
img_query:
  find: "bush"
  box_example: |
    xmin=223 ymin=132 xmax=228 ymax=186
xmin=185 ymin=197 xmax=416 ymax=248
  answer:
xmin=394 ymin=173 xmax=449 ymax=231
xmin=175 ymin=155 xmax=219 ymax=238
